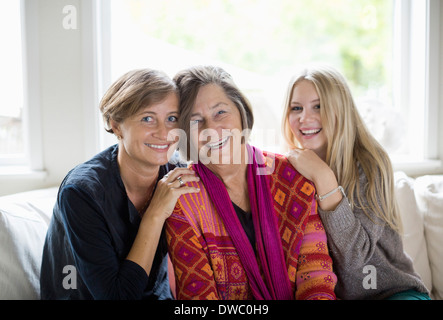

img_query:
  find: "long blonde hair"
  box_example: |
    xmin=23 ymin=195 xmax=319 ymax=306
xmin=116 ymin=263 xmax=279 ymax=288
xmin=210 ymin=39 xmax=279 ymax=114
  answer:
xmin=282 ymin=64 xmax=402 ymax=233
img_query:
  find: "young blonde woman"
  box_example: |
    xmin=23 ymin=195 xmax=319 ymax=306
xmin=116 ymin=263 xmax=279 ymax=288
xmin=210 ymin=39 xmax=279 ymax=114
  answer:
xmin=281 ymin=64 xmax=430 ymax=300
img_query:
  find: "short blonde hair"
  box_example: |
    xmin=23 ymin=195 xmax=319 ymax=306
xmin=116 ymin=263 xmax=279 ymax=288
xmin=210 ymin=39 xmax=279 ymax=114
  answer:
xmin=99 ymin=68 xmax=178 ymax=134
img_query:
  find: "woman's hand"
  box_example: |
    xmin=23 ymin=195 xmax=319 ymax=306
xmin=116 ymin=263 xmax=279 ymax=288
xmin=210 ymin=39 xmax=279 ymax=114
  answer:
xmin=145 ymin=167 xmax=201 ymax=221
xmin=287 ymin=148 xmax=331 ymax=184
xmin=127 ymin=167 xmax=200 ymax=276
xmin=287 ymin=149 xmax=342 ymax=211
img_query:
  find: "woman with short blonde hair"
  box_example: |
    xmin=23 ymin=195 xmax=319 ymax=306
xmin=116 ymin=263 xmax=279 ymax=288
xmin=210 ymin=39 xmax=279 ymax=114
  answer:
xmin=41 ymin=69 xmax=200 ymax=299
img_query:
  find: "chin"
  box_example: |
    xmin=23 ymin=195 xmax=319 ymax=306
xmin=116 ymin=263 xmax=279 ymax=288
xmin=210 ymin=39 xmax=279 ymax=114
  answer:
xmin=146 ymin=153 xmax=170 ymax=166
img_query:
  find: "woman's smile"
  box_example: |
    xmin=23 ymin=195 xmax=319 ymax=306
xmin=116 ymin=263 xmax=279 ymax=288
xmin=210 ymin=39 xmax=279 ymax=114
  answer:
xmin=206 ymin=135 xmax=230 ymax=150
xmin=144 ymin=142 xmax=172 ymax=152
xmin=300 ymin=128 xmax=322 ymax=138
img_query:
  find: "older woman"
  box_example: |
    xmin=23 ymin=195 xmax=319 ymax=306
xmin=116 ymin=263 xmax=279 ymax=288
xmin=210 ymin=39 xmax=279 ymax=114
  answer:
xmin=165 ymin=65 xmax=336 ymax=300
xmin=40 ymin=69 xmax=200 ymax=299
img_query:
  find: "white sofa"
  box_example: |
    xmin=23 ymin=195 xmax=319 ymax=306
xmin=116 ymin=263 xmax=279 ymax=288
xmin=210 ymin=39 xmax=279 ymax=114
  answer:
xmin=394 ymin=172 xmax=443 ymax=300
xmin=0 ymin=173 xmax=442 ymax=300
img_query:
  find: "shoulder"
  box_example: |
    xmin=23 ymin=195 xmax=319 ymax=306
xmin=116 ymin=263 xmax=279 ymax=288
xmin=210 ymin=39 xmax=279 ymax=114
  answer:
xmin=261 ymin=150 xmax=291 ymax=177
xmin=262 ymin=150 xmax=299 ymax=174
xmin=355 ymin=162 xmax=383 ymax=204
xmin=168 ymin=180 xmax=222 ymax=234
xmin=176 ymin=180 xmax=211 ymax=214
xmin=356 ymin=161 xmax=386 ymax=186
xmin=263 ymin=150 xmax=315 ymax=196
xmin=262 ymin=149 xmax=285 ymax=165
xmin=58 ymin=145 xmax=120 ymax=206
xmin=260 ymin=151 xmax=316 ymax=226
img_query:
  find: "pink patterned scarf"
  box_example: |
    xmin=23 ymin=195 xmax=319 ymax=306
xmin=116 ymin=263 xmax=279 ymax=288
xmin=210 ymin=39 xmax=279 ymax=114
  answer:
xmin=193 ymin=144 xmax=293 ymax=300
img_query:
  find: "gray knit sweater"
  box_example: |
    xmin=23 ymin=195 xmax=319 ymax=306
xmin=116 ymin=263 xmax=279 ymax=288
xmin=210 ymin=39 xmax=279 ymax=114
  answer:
xmin=318 ymin=168 xmax=429 ymax=300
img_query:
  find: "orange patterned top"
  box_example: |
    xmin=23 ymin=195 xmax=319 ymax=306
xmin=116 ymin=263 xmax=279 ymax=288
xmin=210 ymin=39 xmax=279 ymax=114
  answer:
xmin=165 ymin=152 xmax=337 ymax=300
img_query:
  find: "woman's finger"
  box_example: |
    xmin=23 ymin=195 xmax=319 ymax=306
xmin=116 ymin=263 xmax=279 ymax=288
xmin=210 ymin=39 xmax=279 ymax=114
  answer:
xmin=170 ymin=174 xmax=200 ymax=189
xmin=173 ymin=185 xmax=201 ymax=196
xmin=163 ymin=167 xmax=195 ymax=182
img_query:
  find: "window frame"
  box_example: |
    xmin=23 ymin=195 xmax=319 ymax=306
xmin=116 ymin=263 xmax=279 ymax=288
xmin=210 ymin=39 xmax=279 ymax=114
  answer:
xmin=391 ymin=0 xmax=441 ymax=175
xmin=22 ymin=0 xmax=44 ymax=172
xmin=0 ymin=1 xmax=28 ymax=167
xmin=0 ymin=0 xmax=44 ymax=176
xmin=2 ymin=0 xmax=440 ymax=180
xmin=100 ymin=0 xmax=442 ymax=175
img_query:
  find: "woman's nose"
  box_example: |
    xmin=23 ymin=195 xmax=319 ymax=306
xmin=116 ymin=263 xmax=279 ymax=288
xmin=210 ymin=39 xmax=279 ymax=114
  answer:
xmin=200 ymin=122 xmax=218 ymax=141
xmin=199 ymin=118 xmax=218 ymax=133
xmin=300 ymin=109 xmax=313 ymax=123
xmin=153 ymin=123 xmax=168 ymax=140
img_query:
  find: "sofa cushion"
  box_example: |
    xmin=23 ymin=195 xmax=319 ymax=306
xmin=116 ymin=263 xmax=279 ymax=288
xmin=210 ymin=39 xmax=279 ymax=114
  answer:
xmin=415 ymin=175 xmax=443 ymax=300
xmin=0 ymin=187 xmax=58 ymax=299
xmin=394 ymin=172 xmax=433 ymax=293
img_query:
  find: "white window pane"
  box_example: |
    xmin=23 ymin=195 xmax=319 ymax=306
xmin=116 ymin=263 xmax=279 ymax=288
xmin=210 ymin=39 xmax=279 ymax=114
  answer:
xmin=0 ymin=1 xmax=24 ymax=158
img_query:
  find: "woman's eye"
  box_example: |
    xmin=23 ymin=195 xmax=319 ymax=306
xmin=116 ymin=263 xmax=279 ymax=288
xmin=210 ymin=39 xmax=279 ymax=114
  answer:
xmin=314 ymin=104 xmax=321 ymax=110
xmin=214 ymin=110 xmax=228 ymax=118
xmin=142 ymin=116 xmax=153 ymax=122
xmin=168 ymin=116 xmax=178 ymax=122
xmin=190 ymin=119 xmax=202 ymax=125
xmin=291 ymin=106 xmax=302 ymax=112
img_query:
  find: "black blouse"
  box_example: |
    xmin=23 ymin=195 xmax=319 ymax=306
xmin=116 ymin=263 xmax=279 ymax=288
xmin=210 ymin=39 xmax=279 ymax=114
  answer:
xmin=40 ymin=145 xmax=175 ymax=300
xmin=232 ymin=201 xmax=255 ymax=250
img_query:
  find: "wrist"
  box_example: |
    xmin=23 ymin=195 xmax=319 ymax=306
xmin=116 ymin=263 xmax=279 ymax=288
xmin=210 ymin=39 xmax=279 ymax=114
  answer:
xmin=312 ymin=168 xmax=337 ymax=194
xmin=311 ymin=169 xmax=343 ymax=211
xmin=141 ymin=207 xmax=168 ymax=226
xmin=316 ymin=186 xmax=345 ymax=202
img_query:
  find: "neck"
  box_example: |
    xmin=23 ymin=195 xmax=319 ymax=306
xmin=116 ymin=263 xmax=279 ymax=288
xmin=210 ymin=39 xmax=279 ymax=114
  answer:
xmin=206 ymin=144 xmax=249 ymax=187
xmin=117 ymin=146 xmax=159 ymax=195
xmin=208 ymin=161 xmax=248 ymax=188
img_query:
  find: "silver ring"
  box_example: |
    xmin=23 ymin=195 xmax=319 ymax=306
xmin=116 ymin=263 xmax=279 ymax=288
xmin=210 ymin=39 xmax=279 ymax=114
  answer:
xmin=177 ymin=176 xmax=184 ymax=186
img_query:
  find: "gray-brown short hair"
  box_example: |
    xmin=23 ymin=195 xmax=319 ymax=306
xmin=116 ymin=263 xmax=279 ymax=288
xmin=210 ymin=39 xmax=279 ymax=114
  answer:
xmin=173 ymin=65 xmax=254 ymax=160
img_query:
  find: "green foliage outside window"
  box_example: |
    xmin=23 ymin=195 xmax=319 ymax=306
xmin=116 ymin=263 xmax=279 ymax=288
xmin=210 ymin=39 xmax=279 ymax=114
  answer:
xmin=123 ymin=0 xmax=393 ymax=98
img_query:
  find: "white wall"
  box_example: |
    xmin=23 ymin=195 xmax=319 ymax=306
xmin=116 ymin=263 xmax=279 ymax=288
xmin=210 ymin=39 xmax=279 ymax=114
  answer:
xmin=0 ymin=0 xmax=442 ymax=196
xmin=39 ymin=0 xmax=85 ymax=180
xmin=440 ymin=2 xmax=443 ymax=167
xmin=0 ymin=0 xmax=101 ymax=196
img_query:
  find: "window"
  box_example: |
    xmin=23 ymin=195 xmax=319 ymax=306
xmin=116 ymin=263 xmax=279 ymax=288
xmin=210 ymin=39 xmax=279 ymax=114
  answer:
xmin=0 ymin=1 xmax=25 ymax=165
xmin=107 ymin=0 xmax=438 ymax=168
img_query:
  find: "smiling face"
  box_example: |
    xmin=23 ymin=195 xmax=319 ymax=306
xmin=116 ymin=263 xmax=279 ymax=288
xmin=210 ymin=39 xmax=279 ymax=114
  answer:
xmin=112 ymin=92 xmax=180 ymax=169
xmin=190 ymin=84 xmax=245 ymax=165
xmin=288 ymin=80 xmax=328 ymax=160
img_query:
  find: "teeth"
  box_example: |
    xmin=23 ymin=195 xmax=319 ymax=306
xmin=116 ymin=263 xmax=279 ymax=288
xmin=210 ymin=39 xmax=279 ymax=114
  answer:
xmin=146 ymin=144 xmax=169 ymax=149
xmin=301 ymin=129 xmax=321 ymax=135
xmin=207 ymin=136 xmax=230 ymax=149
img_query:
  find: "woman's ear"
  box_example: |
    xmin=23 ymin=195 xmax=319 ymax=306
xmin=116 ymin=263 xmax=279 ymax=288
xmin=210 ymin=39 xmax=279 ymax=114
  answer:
xmin=110 ymin=119 xmax=122 ymax=140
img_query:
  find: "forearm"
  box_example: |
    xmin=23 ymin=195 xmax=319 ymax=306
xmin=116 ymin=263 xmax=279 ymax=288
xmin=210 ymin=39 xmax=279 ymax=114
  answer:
xmin=126 ymin=211 xmax=166 ymax=276
xmin=318 ymin=198 xmax=385 ymax=266
xmin=296 ymin=204 xmax=337 ymax=300
xmin=312 ymin=167 xmax=342 ymax=212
